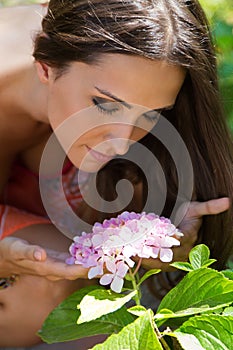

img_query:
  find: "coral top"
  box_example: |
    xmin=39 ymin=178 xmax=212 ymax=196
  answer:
xmin=0 ymin=161 xmax=89 ymax=239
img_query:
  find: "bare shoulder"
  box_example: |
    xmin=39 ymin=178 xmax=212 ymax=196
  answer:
xmin=0 ymin=5 xmax=49 ymax=150
xmin=0 ymin=4 xmax=47 ymax=75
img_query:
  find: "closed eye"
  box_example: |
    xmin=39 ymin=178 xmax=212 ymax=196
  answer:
xmin=92 ymin=97 xmax=121 ymax=115
xmin=143 ymin=105 xmax=174 ymax=122
xmin=143 ymin=109 xmax=162 ymax=122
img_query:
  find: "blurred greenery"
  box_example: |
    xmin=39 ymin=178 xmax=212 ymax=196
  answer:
xmin=0 ymin=0 xmax=40 ymax=5
xmin=200 ymin=0 xmax=233 ymax=130
xmin=0 ymin=0 xmax=232 ymax=129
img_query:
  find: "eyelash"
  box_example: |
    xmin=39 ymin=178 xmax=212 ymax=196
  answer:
xmin=92 ymin=97 xmax=170 ymax=122
xmin=143 ymin=109 xmax=163 ymax=122
xmin=92 ymin=98 xmax=120 ymax=115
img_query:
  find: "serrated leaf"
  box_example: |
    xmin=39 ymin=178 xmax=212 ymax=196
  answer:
xmin=155 ymin=304 xmax=229 ymax=322
xmin=170 ymin=262 xmax=194 ymax=272
xmin=78 ymin=289 xmax=136 ymax=324
xmin=157 ymin=268 xmax=233 ymax=323
xmin=222 ymin=269 xmax=233 ymax=280
xmin=174 ymin=315 xmax=233 ymax=350
xmin=189 ymin=244 xmax=210 ymax=269
xmin=128 ymin=305 xmax=147 ymax=317
xmin=39 ymin=286 xmax=134 ymax=343
xmin=201 ymin=259 xmax=217 ymax=268
xmin=90 ymin=310 xmax=163 ymax=350
xmin=137 ymin=269 xmax=161 ymax=286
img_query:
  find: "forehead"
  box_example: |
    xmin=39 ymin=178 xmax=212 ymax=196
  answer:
xmin=60 ymin=54 xmax=186 ymax=110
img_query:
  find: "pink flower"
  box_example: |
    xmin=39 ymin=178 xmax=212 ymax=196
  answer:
xmin=99 ymin=261 xmax=129 ymax=293
xmin=66 ymin=211 xmax=183 ymax=293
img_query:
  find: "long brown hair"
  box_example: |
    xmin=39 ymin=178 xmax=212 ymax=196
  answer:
xmin=33 ymin=0 xmax=233 ymax=270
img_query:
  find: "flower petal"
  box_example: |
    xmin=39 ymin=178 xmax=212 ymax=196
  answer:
xmin=88 ymin=264 xmax=103 ymax=279
xmin=160 ymin=236 xmax=180 ymax=247
xmin=159 ymin=248 xmax=173 ymax=262
xmin=105 ymin=258 xmax=117 ymax=274
xmin=111 ymin=276 xmax=124 ymax=293
xmin=92 ymin=234 xmax=104 ymax=247
xmin=151 ymin=247 xmax=159 ymax=258
xmin=100 ymin=274 xmax=114 ymax=286
xmin=116 ymin=261 xmax=129 ymax=278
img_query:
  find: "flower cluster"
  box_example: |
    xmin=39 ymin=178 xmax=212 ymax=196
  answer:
xmin=66 ymin=211 xmax=183 ymax=293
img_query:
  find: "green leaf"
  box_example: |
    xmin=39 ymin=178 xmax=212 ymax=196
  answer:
xmin=154 ymin=309 xmax=175 ymax=320
xmin=39 ymin=286 xmax=135 ymax=343
xmin=157 ymin=268 xmax=233 ymax=322
xmin=78 ymin=289 xmax=136 ymax=324
xmin=170 ymin=262 xmax=194 ymax=272
xmin=90 ymin=310 xmax=163 ymax=350
xmin=137 ymin=269 xmax=161 ymax=286
xmin=124 ymin=274 xmax=134 ymax=281
xmin=174 ymin=315 xmax=233 ymax=350
xmin=128 ymin=305 xmax=147 ymax=317
xmin=201 ymin=259 xmax=217 ymax=268
xmin=222 ymin=269 xmax=233 ymax=280
xmin=189 ymin=244 xmax=211 ymax=269
xmin=222 ymin=307 xmax=233 ymax=316
xmin=172 ymin=333 xmax=204 ymax=350
xmin=155 ymin=304 xmax=229 ymax=322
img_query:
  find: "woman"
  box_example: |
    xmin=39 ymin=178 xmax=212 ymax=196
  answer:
xmin=0 ymin=0 xmax=232 ymax=346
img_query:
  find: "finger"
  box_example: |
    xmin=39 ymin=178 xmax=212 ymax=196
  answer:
xmin=187 ymin=197 xmax=230 ymax=218
xmin=17 ymin=258 xmax=88 ymax=279
xmin=50 ymin=263 xmax=89 ymax=280
xmin=10 ymin=240 xmax=47 ymax=261
xmin=47 ymin=265 xmax=89 ymax=281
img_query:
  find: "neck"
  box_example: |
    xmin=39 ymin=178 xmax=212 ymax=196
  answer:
xmin=20 ymin=64 xmax=49 ymax=123
xmin=1 ymin=63 xmax=49 ymax=123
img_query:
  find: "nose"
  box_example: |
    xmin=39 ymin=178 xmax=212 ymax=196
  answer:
xmin=104 ymin=123 xmax=135 ymax=155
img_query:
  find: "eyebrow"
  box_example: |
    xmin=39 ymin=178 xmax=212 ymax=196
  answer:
xmin=95 ymin=86 xmax=132 ymax=109
xmin=94 ymin=86 xmax=174 ymax=112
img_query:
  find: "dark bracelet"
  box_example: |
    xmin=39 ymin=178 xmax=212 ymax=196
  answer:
xmin=0 ymin=275 xmax=18 ymax=290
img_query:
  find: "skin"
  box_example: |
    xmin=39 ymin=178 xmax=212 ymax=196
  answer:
xmin=0 ymin=5 xmax=230 ymax=279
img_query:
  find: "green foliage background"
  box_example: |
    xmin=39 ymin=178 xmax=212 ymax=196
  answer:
xmin=199 ymin=0 xmax=233 ymax=131
xmin=1 ymin=0 xmax=232 ymax=129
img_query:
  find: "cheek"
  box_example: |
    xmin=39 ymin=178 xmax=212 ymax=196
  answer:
xmin=131 ymin=126 xmax=150 ymax=142
xmin=66 ymin=130 xmax=103 ymax=168
xmin=73 ymin=125 xmax=148 ymax=148
xmin=47 ymin=88 xmax=89 ymax=130
xmin=75 ymin=126 xmax=110 ymax=146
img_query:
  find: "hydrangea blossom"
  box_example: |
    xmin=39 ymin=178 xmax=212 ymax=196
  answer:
xmin=66 ymin=211 xmax=183 ymax=293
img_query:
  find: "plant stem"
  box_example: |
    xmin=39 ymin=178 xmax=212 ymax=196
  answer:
xmin=129 ymin=269 xmax=141 ymax=306
xmin=153 ymin=322 xmax=171 ymax=350
xmin=133 ymin=257 xmax=142 ymax=276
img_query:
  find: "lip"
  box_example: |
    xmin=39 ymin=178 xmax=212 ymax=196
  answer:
xmin=86 ymin=146 xmax=115 ymax=163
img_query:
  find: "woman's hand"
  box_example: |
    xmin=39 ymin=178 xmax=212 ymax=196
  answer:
xmin=140 ymin=197 xmax=230 ymax=271
xmin=0 ymin=227 xmax=89 ymax=281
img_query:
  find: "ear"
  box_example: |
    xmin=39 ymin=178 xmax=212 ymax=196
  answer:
xmin=35 ymin=61 xmax=50 ymax=84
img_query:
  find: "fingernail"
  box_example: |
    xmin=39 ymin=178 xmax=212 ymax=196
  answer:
xmin=34 ymin=251 xmax=42 ymax=261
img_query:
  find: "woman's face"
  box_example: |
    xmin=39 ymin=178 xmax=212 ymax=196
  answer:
xmin=39 ymin=54 xmax=185 ymax=172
